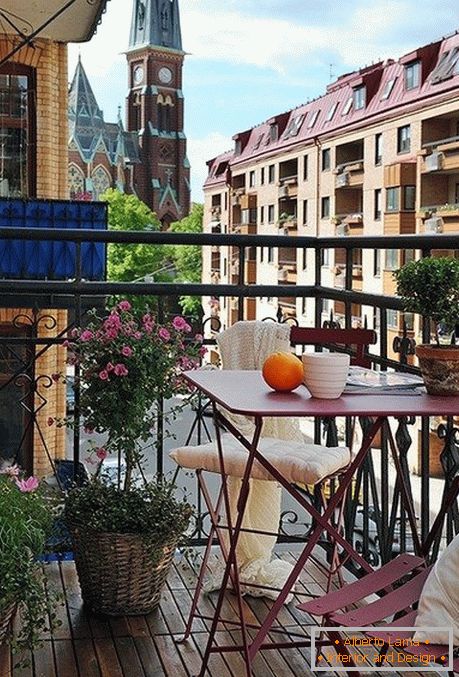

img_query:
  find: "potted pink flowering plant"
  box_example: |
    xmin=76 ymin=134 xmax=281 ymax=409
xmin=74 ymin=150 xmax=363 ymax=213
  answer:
xmin=0 ymin=466 xmax=56 ymax=652
xmin=63 ymin=300 xmax=203 ymax=615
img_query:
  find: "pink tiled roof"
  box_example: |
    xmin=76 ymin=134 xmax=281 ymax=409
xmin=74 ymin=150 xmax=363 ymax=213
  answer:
xmin=204 ymin=31 xmax=459 ymax=188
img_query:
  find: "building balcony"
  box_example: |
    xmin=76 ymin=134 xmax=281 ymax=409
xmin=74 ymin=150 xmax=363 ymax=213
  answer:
xmin=278 ymin=172 xmax=298 ymax=197
xmin=239 ymin=193 xmax=257 ymax=210
xmin=417 ymin=204 xmax=459 ymax=233
xmin=333 ymin=213 xmax=364 ymax=236
xmin=1 ymin=221 xmax=458 ymax=673
xmin=334 ymin=160 xmax=364 ymax=188
xmin=233 ymin=223 xmax=257 ymax=234
xmin=383 ymin=211 xmax=416 ymax=235
xmin=278 ymin=217 xmax=298 ymax=234
xmin=421 ymin=136 xmax=459 ymax=173
xmin=278 ymin=261 xmax=297 ymax=284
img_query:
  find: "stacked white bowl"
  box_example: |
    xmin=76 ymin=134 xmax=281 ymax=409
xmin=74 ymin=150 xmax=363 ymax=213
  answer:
xmin=302 ymin=352 xmax=350 ymax=399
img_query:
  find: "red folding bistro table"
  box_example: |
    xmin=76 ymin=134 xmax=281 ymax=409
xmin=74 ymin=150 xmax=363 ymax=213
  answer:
xmin=182 ymin=369 xmax=459 ymax=677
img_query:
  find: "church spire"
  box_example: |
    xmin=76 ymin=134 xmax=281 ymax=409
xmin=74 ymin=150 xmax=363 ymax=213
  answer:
xmin=129 ymin=0 xmax=182 ymax=51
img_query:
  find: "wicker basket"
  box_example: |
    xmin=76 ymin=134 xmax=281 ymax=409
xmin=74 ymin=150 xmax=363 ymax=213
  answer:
xmin=70 ymin=527 xmax=177 ymax=615
xmin=0 ymin=601 xmax=16 ymax=644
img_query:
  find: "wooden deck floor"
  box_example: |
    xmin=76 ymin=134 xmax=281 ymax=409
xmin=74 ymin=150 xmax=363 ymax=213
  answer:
xmin=0 ymin=550 xmax=441 ymax=677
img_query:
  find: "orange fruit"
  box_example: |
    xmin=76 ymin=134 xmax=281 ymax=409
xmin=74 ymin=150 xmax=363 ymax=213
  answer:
xmin=262 ymin=351 xmax=304 ymax=392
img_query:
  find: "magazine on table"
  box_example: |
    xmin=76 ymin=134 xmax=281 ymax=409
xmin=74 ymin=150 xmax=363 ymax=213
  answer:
xmin=344 ymin=366 xmax=424 ymax=394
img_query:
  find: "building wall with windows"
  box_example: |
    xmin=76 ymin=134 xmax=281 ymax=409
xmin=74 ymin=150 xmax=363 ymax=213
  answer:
xmin=203 ymin=31 xmax=459 ymax=354
xmin=0 ymin=38 xmax=71 ymax=476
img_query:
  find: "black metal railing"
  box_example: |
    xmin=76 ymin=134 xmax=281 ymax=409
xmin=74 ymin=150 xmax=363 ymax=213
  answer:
xmin=0 ymin=226 xmax=458 ymax=565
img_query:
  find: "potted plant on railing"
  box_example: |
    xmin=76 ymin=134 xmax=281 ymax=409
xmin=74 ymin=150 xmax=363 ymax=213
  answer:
xmin=394 ymin=256 xmax=459 ymax=395
xmin=61 ymin=301 xmax=203 ymax=615
xmin=0 ymin=467 xmax=56 ymax=652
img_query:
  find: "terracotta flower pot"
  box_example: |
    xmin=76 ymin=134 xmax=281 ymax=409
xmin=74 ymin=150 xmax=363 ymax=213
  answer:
xmin=415 ymin=344 xmax=459 ymax=395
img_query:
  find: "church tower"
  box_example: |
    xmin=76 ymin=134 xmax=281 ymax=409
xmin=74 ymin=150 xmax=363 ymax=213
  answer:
xmin=126 ymin=0 xmax=190 ymax=226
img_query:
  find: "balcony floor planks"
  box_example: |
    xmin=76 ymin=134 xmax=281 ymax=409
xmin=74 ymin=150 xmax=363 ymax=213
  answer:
xmin=7 ymin=555 xmax=439 ymax=677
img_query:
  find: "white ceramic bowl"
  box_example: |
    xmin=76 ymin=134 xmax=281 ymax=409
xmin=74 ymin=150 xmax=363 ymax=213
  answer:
xmin=302 ymin=352 xmax=350 ymax=399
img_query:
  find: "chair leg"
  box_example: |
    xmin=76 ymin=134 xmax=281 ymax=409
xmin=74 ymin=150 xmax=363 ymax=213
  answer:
xmin=180 ymin=470 xmax=225 ymax=641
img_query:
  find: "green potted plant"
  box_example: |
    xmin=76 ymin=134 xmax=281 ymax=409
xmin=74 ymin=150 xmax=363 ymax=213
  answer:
xmin=394 ymin=256 xmax=459 ymax=395
xmin=0 ymin=468 xmax=56 ymax=651
xmin=60 ymin=300 xmax=203 ymax=615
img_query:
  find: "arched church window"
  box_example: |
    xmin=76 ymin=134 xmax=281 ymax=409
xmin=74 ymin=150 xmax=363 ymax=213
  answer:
xmin=68 ymin=163 xmax=85 ymax=197
xmin=91 ymin=165 xmax=111 ymax=200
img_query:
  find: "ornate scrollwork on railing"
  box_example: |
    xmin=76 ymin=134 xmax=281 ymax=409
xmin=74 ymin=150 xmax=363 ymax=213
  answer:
xmin=15 ymin=374 xmax=53 ymax=416
xmin=201 ymin=315 xmax=221 ymax=335
xmin=392 ymin=322 xmax=416 ymax=365
xmin=279 ymin=509 xmax=310 ymax=540
xmin=13 ymin=312 xmax=57 ymax=333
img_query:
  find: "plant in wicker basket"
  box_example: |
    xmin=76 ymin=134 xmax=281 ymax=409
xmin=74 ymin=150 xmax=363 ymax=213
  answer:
xmin=0 ymin=468 xmax=56 ymax=653
xmin=62 ymin=300 xmax=201 ymax=615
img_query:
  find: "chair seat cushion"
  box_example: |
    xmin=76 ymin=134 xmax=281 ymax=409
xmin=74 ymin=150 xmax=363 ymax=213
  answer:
xmin=169 ymin=434 xmax=350 ymax=486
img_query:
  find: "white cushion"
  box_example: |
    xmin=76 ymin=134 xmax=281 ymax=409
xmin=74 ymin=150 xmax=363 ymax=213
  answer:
xmin=169 ymin=433 xmax=350 ymax=486
xmin=414 ymin=534 xmax=459 ymax=645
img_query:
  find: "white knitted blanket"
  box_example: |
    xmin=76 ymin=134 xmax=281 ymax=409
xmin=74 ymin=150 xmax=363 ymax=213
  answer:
xmin=207 ymin=320 xmax=303 ymax=603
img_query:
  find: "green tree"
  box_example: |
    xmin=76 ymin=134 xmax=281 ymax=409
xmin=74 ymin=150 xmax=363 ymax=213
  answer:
xmin=101 ymin=189 xmax=173 ymax=312
xmin=169 ymin=203 xmax=203 ymax=318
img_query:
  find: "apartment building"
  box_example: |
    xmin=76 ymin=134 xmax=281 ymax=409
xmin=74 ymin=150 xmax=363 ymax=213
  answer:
xmin=202 ymin=31 xmax=459 ymax=347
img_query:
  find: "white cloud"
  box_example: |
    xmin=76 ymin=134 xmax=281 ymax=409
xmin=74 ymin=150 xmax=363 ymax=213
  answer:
xmin=187 ymin=132 xmax=233 ymax=202
xmin=69 ymin=0 xmax=451 ymax=82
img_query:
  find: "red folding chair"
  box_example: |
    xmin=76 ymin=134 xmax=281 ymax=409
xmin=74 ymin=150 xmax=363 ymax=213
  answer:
xmin=298 ymin=476 xmax=459 ymax=676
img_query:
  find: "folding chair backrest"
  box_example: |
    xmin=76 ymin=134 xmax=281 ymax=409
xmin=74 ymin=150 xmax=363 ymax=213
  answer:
xmin=290 ymin=326 xmax=377 ymax=368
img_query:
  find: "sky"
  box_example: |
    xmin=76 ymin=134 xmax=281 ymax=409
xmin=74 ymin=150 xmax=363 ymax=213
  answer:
xmin=68 ymin=0 xmax=459 ymax=202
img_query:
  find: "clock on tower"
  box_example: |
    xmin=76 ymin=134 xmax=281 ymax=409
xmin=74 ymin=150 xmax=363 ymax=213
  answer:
xmin=126 ymin=0 xmax=190 ymax=226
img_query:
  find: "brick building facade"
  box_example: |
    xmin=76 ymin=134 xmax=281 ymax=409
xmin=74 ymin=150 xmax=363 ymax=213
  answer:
xmin=0 ymin=2 xmax=109 ymax=475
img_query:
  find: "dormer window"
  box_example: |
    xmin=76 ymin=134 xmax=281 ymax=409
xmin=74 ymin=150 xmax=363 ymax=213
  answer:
xmin=253 ymin=133 xmax=264 ymax=150
xmin=326 ymin=102 xmax=338 ymax=122
xmin=307 ymin=109 xmax=320 ymax=128
xmin=269 ymin=123 xmax=278 ymax=142
xmin=234 ymin=139 xmax=242 ymax=155
xmin=404 ymin=60 xmax=420 ymax=90
xmin=284 ymin=113 xmax=305 ymax=138
xmin=342 ymin=96 xmax=353 ymax=116
xmin=431 ymin=47 xmax=459 ymax=84
xmin=381 ymin=77 xmax=397 ymax=100
xmin=353 ymin=85 xmax=366 ymax=110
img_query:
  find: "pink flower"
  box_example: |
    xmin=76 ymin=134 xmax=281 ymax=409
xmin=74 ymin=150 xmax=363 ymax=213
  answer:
xmin=95 ymin=447 xmax=108 ymax=460
xmin=133 ymin=331 xmax=142 ymax=340
xmin=172 ymin=316 xmax=188 ymax=331
xmin=118 ymin=301 xmax=131 ymax=311
xmin=158 ymin=328 xmax=170 ymax=342
xmin=114 ymin=363 xmax=129 ymax=376
xmin=80 ymin=330 xmax=94 ymax=342
xmin=199 ymin=346 xmax=208 ymax=357
xmin=0 ymin=464 xmax=20 ymax=478
xmin=106 ymin=362 xmax=115 ymax=372
xmin=47 ymin=417 xmax=54 ymax=426
xmin=70 ymin=328 xmax=79 ymax=338
xmin=62 ymin=340 xmax=70 ymax=348
xmin=99 ymin=370 xmax=109 ymax=380
xmin=15 ymin=476 xmax=39 ymax=493
xmin=195 ymin=334 xmax=204 ymax=343
xmin=121 ymin=346 xmax=133 ymax=357
xmin=105 ymin=328 xmax=118 ymax=340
